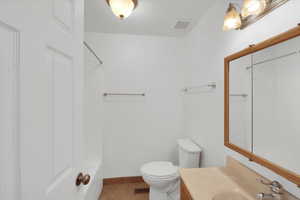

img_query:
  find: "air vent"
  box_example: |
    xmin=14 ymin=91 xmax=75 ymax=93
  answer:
xmin=174 ymin=21 xmax=190 ymax=30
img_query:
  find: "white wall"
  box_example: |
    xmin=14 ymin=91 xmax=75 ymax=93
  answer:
xmin=85 ymin=33 xmax=185 ymax=178
xmin=182 ymin=0 xmax=300 ymax=197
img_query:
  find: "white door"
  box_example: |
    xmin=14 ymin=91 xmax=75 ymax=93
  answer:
xmin=0 ymin=0 xmax=85 ymax=200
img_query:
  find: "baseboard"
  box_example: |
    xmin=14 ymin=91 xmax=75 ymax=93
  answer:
xmin=103 ymin=176 xmax=145 ymax=185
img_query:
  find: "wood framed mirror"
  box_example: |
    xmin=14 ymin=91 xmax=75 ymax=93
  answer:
xmin=224 ymin=25 xmax=300 ymax=187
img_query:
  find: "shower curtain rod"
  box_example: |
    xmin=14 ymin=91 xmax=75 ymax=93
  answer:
xmin=245 ymin=51 xmax=297 ymax=70
xmin=84 ymin=41 xmax=103 ymax=65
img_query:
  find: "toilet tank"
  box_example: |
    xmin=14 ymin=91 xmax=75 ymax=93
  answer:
xmin=178 ymin=139 xmax=202 ymax=168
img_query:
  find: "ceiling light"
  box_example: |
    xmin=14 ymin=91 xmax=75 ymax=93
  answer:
xmin=241 ymin=0 xmax=268 ymax=18
xmin=106 ymin=0 xmax=138 ymax=19
xmin=223 ymin=3 xmax=242 ymax=31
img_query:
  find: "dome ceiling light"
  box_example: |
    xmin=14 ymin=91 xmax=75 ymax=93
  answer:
xmin=223 ymin=0 xmax=289 ymax=31
xmin=106 ymin=0 xmax=138 ymax=20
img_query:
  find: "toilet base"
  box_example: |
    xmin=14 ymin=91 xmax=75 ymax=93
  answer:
xmin=149 ymin=188 xmax=168 ymax=200
xmin=149 ymin=180 xmax=180 ymax=200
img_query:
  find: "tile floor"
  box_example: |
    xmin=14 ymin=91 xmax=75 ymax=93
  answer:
xmin=99 ymin=182 xmax=149 ymax=200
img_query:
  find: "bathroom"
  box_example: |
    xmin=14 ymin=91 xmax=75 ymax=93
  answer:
xmin=1 ymin=0 xmax=300 ymax=200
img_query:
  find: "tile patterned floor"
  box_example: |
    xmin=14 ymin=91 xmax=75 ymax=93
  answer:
xmin=99 ymin=182 xmax=149 ymax=200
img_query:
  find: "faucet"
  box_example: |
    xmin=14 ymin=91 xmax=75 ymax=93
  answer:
xmin=256 ymin=179 xmax=284 ymax=200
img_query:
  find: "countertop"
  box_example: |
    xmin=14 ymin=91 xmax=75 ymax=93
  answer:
xmin=180 ymin=167 xmax=254 ymax=200
xmin=180 ymin=157 xmax=298 ymax=200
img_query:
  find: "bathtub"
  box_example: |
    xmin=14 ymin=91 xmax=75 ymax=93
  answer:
xmin=80 ymin=161 xmax=103 ymax=200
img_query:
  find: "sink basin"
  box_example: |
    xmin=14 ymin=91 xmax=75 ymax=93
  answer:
xmin=213 ymin=191 xmax=249 ymax=200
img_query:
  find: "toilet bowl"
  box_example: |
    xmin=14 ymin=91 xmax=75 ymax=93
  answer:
xmin=141 ymin=139 xmax=202 ymax=200
xmin=141 ymin=161 xmax=180 ymax=200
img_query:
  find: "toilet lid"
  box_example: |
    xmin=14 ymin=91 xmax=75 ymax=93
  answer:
xmin=141 ymin=161 xmax=178 ymax=179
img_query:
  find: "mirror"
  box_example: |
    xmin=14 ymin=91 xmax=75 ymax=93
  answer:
xmin=252 ymin=35 xmax=300 ymax=175
xmin=229 ymin=55 xmax=252 ymax=152
xmin=225 ymin=25 xmax=300 ymax=186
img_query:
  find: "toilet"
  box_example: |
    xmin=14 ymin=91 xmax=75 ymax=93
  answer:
xmin=141 ymin=139 xmax=202 ymax=200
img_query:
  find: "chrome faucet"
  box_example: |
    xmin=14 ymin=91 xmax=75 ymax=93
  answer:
xmin=256 ymin=179 xmax=284 ymax=200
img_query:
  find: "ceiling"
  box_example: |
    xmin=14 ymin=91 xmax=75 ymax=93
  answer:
xmin=85 ymin=0 xmax=217 ymax=37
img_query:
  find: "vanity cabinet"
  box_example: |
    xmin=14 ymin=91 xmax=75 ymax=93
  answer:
xmin=181 ymin=179 xmax=193 ymax=200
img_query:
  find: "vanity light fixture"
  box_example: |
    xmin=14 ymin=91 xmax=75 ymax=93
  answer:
xmin=223 ymin=0 xmax=289 ymax=31
xmin=223 ymin=3 xmax=242 ymax=31
xmin=106 ymin=0 xmax=138 ymax=19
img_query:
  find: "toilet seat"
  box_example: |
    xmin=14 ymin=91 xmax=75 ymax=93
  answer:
xmin=141 ymin=161 xmax=179 ymax=180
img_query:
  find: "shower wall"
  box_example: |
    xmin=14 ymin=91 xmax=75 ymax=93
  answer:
xmin=83 ymin=42 xmax=104 ymax=166
xmin=85 ymin=32 xmax=186 ymax=178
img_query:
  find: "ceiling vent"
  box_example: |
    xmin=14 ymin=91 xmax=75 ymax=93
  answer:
xmin=174 ymin=21 xmax=190 ymax=30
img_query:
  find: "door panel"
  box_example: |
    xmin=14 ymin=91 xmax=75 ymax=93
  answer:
xmin=45 ymin=47 xmax=76 ymax=199
xmin=53 ymin=0 xmax=74 ymax=31
xmin=0 ymin=0 xmax=84 ymax=200
xmin=0 ymin=20 xmax=21 ymax=200
xmin=52 ymin=48 xmax=74 ymax=178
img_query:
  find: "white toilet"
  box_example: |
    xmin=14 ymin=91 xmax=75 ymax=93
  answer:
xmin=141 ymin=139 xmax=202 ymax=200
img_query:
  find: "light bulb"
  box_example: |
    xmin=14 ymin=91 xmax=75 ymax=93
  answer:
xmin=241 ymin=0 xmax=267 ymax=18
xmin=223 ymin=3 xmax=242 ymax=31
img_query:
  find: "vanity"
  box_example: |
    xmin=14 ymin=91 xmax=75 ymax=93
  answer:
xmin=180 ymin=157 xmax=298 ymax=200
xmin=180 ymin=25 xmax=300 ymax=200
